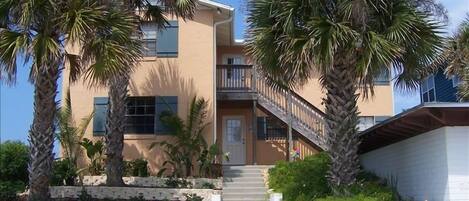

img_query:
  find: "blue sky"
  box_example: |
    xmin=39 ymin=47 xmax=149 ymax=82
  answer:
xmin=1 ymin=0 xmax=468 ymax=143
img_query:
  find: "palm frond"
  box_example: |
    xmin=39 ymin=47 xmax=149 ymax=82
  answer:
xmin=0 ymin=29 xmax=30 ymax=84
xmin=59 ymin=1 xmax=104 ymax=43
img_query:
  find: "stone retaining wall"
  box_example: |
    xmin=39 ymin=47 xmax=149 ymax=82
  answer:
xmin=50 ymin=186 xmax=221 ymax=201
xmin=81 ymin=176 xmax=222 ymax=189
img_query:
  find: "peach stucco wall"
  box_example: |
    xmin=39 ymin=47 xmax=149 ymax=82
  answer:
xmin=294 ymin=76 xmax=394 ymax=116
xmin=65 ymin=10 xmax=215 ymax=174
xmin=217 ymin=46 xmax=252 ymax=64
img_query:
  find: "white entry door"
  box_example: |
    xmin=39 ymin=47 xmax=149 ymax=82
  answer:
xmin=223 ymin=116 xmax=246 ymax=165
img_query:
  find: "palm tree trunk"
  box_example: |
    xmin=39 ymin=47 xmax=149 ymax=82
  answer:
xmin=323 ymin=55 xmax=360 ymax=192
xmin=28 ymin=66 xmax=60 ymax=201
xmin=105 ymin=73 xmax=128 ymax=186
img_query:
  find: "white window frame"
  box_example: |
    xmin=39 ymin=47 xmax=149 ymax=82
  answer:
xmin=452 ymin=75 xmax=460 ymax=87
xmin=222 ymin=54 xmax=246 ymax=65
xmin=421 ymin=75 xmax=436 ymax=102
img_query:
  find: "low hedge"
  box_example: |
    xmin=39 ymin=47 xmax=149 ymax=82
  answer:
xmin=268 ymin=153 xmax=399 ymax=201
xmin=268 ymin=153 xmax=330 ymax=201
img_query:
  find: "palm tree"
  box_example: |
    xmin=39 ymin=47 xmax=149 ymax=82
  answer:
xmin=0 ymin=0 xmax=141 ymax=199
xmin=56 ymin=89 xmax=93 ymax=167
xmin=246 ymin=0 xmax=444 ymax=192
xmin=442 ymin=15 xmax=469 ymax=101
xmin=149 ymin=96 xmax=210 ymax=177
xmin=102 ymin=0 xmax=197 ymax=186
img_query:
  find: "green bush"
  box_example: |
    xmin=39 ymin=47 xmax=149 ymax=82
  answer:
xmin=0 ymin=141 xmax=28 ymax=200
xmin=51 ymin=158 xmax=78 ymax=186
xmin=184 ymin=193 xmax=203 ymax=201
xmin=268 ymin=153 xmax=400 ymax=201
xmin=268 ymin=153 xmax=330 ymax=201
xmin=0 ymin=141 xmax=29 ymax=183
xmin=316 ymin=193 xmax=390 ymax=201
xmin=124 ymin=159 xmax=149 ymax=177
xmin=0 ymin=181 xmax=25 ymax=201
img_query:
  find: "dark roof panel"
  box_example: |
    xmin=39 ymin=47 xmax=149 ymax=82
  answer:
xmin=359 ymin=103 xmax=469 ymax=153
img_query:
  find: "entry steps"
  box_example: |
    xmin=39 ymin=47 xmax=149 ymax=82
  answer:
xmin=222 ymin=166 xmax=272 ymax=201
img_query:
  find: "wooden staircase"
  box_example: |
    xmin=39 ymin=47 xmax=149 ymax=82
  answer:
xmin=217 ymin=65 xmax=328 ymax=151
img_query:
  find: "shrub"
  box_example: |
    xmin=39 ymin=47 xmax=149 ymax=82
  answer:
xmin=124 ymin=159 xmax=149 ymax=177
xmin=314 ymin=172 xmax=397 ymax=201
xmin=184 ymin=194 xmax=203 ymax=201
xmin=80 ymin=138 xmax=104 ymax=175
xmin=200 ymin=182 xmax=215 ymax=189
xmin=51 ymin=158 xmax=78 ymax=186
xmin=316 ymin=193 xmax=390 ymax=201
xmin=268 ymin=153 xmax=330 ymax=201
xmin=164 ymin=177 xmax=192 ymax=188
xmin=78 ymin=188 xmax=93 ymax=201
xmin=0 ymin=141 xmax=29 ymax=183
xmin=0 ymin=181 xmax=24 ymax=201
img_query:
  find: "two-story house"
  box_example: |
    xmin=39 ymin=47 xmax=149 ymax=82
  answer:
xmin=420 ymin=68 xmax=462 ymax=103
xmin=64 ymin=0 xmax=394 ymax=171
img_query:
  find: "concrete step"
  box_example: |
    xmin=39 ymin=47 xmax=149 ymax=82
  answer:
xmin=223 ymin=187 xmax=268 ymax=194
xmin=223 ymin=168 xmax=264 ymax=174
xmin=224 ymin=172 xmax=264 ymax=178
xmin=223 ymin=177 xmax=264 ymax=183
xmin=223 ymin=165 xmax=272 ymax=170
xmin=222 ymin=198 xmax=266 ymax=201
xmin=223 ymin=181 xmax=266 ymax=188
xmin=223 ymin=192 xmax=267 ymax=200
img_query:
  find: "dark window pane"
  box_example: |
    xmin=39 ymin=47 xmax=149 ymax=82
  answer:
xmin=124 ymin=97 xmax=156 ymax=134
xmin=136 ymin=107 xmax=144 ymax=114
xmin=147 ymin=106 xmax=155 ymax=114
xmin=423 ymin=92 xmax=429 ymax=102
xmin=429 ymin=89 xmax=435 ymax=102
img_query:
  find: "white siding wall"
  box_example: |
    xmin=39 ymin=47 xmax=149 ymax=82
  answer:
xmin=360 ymin=126 xmax=469 ymax=201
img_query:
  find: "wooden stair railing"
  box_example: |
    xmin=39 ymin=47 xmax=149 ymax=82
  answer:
xmin=256 ymin=73 xmax=328 ymax=150
xmin=216 ymin=65 xmax=328 ymax=150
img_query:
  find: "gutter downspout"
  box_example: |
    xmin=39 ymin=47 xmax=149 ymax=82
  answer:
xmin=213 ymin=12 xmax=233 ymax=144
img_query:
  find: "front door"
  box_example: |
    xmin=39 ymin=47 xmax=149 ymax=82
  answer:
xmin=222 ymin=116 xmax=246 ymax=165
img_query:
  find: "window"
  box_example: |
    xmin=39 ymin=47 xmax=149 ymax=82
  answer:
xmin=358 ymin=116 xmax=375 ymax=131
xmin=374 ymin=68 xmax=391 ymax=85
xmin=125 ymin=97 xmax=156 ymax=134
xmin=452 ymin=75 xmax=461 ymax=87
xmin=421 ymin=75 xmax=436 ymax=102
xmin=93 ymin=96 xmax=178 ymax=135
xmin=257 ymin=116 xmax=288 ymax=140
xmin=141 ymin=22 xmax=157 ymax=56
xmin=141 ymin=21 xmax=178 ymax=57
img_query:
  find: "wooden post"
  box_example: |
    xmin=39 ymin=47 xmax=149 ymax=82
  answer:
xmin=286 ymin=89 xmax=293 ymax=162
xmin=252 ymin=66 xmax=257 ymax=165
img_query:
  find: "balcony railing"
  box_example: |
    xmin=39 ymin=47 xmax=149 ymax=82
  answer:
xmin=216 ymin=65 xmax=254 ymax=91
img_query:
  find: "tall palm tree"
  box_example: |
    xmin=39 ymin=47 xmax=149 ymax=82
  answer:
xmin=0 ymin=0 xmax=141 ymax=199
xmin=246 ymin=0 xmax=444 ymax=192
xmin=442 ymin=15 xmax=469 ymax=101
xmin=102 ymin=0 xmax=198 ymax=186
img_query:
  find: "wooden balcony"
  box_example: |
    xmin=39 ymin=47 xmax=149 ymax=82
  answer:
xmin=216 ymin=65 xmax=256 ymax=100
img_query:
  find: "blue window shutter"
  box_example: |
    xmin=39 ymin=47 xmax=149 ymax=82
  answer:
xmin=257 ymin=117 xmax=267 ymax=140
xmin=93 ymin=97 xmax=108 ymax=136
xmin=156 ymin=96 xmax=178 ymax=134
xmin=157 ymin=21 xmax=178 ymax=57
